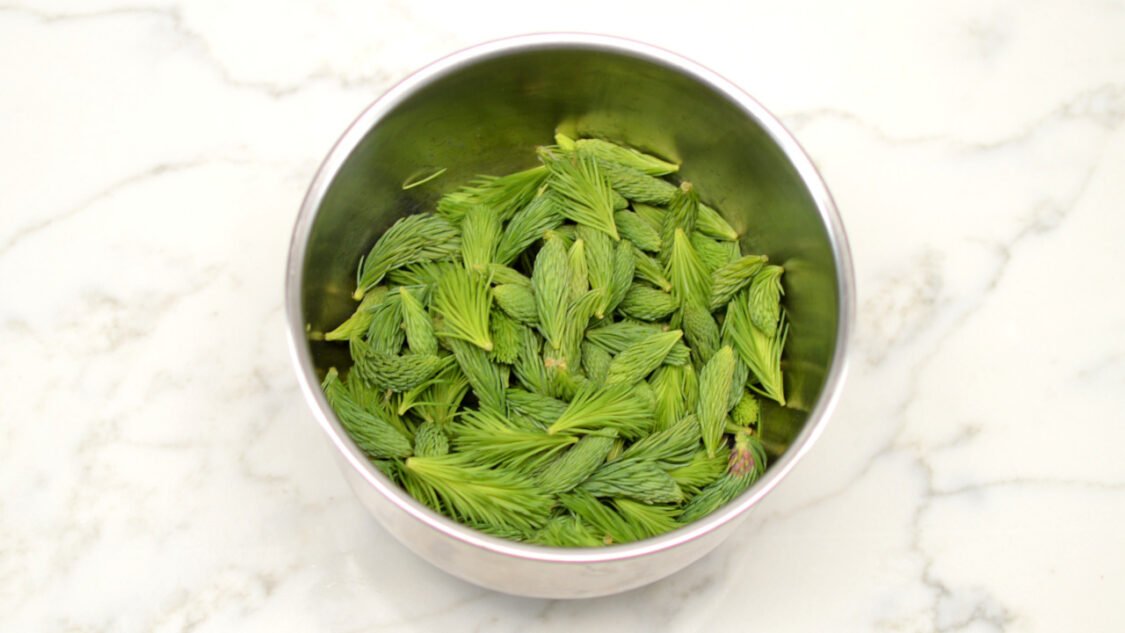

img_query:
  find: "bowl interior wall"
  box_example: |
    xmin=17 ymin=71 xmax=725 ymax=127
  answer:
xmin=301 ymin=46 xmax=840 ymax=451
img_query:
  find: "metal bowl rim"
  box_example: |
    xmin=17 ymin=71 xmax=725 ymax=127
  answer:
xmin=284 ymin=32 xmax=855 ymax=565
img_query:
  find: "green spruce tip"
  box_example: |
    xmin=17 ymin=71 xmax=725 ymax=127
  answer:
xmin=487 ymin=263 xmax=532 ymax=288
xmin=614 ymin=210 xmax=662 ymax=251
xmin=448 ymin=338 xmax=508 ymax=416
xmin=436 ymin=165 xmax=548 ymax=224
xmin=385 ymin=261 xmax=446 ymax=289
xmin=325 ymin=287 xmax=385 ymax=341
xmin=585 ymin=320 xmax=686 ymax=366
xmin=488 ymin=308 xmax=523 ymax=364
xmin=643 ymin=363 xmax=696 ymax=426
xmin=362 ymin=292 xmax=406 ymax=354
xmin=465 ymin=520 xmax=534 ymax=543
xmin=732 ymin=390 xmax=761 ymax=427
xmin=492 ymin=283 xmax=538 ymax=325
xmin=666 ymin=228 xmax=712 ymax=311
xmin=728 ymin=358 xmax=750 ymax=412
xmin=597 ymin=159 xmax=678 ymax=206
xmin=580 ymin=341 xmax=612 ymax=384
xmin=399 ymin=286 xmax=437 ymax=355
xmin=748 ymin=264 xmax=785 ymax=337
xmin=632 ymin=202 xmax=667 ymax=233
xmin=354 ymin=213 xmax=460 ymax=299
xmin=559 ymin=490 xmax=681 ymax=544
xmin=543 ymin=350 xmax=588 ymax=402
xmin=678 ymin=430 xmax=767 ymax=523
xmin=719 ymin=239 xmax=742 ymax=265
xmin=547 ymin=382 xmax=654 ymax=438
xmin=660 ymin=183 xmax=700 ymax=265
xmin=578 ymin=225 xmax=615 ymax=317
xmin=585 ymin=319 xmax=656 ymax=353
xmin=433 ymin=265 xmax=494 ymax=352
xmin=512 ymin=325 xmax=549 ymax=396
xmin=531 ymin=232 xmax=570 ymax=350
xmin=668 ymin=449 xmax=728 ymax=496
xmin=691 ymin=231 xmax=738 ymax=273
xmin=395 ymin=367 xmax=453 ymax=417
xmin=682 ymin=362 xmax=700 ymax=411
xmin=566 ymin=134 xmax=679 ymax=176
xmin=539 ymin=149 xmax=620 ymax=240
xmin=579 ymin=458 xmax=684 ymax=504
xmin=677 ymin=474 xmax=747 ymax=524
xmin=697 ymin=203 xmax=739 ymax=241
xmin=537 ymin=433 xmax=616 ymax=494
xmin=632 ymin=380 xmax=657 ymax=412
xmin=697 ymin=346 xmax=736 ymax=458
xmin=506 ymin=388 xmax=569 ymax=426
xmin=724 ymin=291 xmax=787 ymax=406
xmin=729 ymin=428 xmax=768 ymax=479
xmin=412 ymin=364 xmax=470 ymax=427
xmin=345 ymin=371 xmax=412 ymax=438
xmin=622 ymin=414 xmax=701 ymax=467
xmin=322 ymin=368 xmax=413 ymax=459
xmin=558 ymin=490 xmax=637 ymax=545
xmin=530 ymin=514 xmax=604 ymax=548
xmin=349 ymin=337 xmax=453 ymax=393
xmin=559 ymin=288 xmax=604 ymax=370
xmin=605 ymin=437 xmax=627 ymax=462
xmin=681 ymin=301 xmax=720 ymax=365
xmin=459 ymin=205 xmax=501 ymax=273
xmin=604 ymin=329 xmax=684 ymax=386
xmin=567 ymin=238 xmax=590 ymax=302
xmin=710 ymin=254 xmax=768 ymax=310
xmin=612 ymin=499 xmax=681 ymax=539
xmin=403 ymin=453 xmax=553 ymax=531
xmin=551 ymin=223 xmax=578 ymax=248
xmin=618 ymin=284 xmax=678 ymax=321
xmin=413 ymin=421 xmax=450 ymax=457
xmin=649 ymin=365 xmax=689 ymax=431
xmin=632 ymin=245 xmax=673 ymax=292
xmin=554 ymin=131 xmax=578 ymax=151
xmin=494 ymin=193 xmax=563 ymax=266
xmin=750 ymin=313 xmax=788 ymax=406
xmin=451 ymin=408 xmax=576 ymax=472
xmin=602 ymin=240 xmax=636 ymax=317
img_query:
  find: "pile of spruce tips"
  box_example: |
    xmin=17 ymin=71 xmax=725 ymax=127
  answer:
xmin=320 ymin=133 xmax=788 ymax=547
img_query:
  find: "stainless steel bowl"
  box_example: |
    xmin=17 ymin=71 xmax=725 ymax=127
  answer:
xmin=286 ymin=33 xmax=854 ymax=599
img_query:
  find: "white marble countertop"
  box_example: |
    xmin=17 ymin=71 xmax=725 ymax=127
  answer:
xmin=3 ymin=1 xmax=1123 ymax=631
